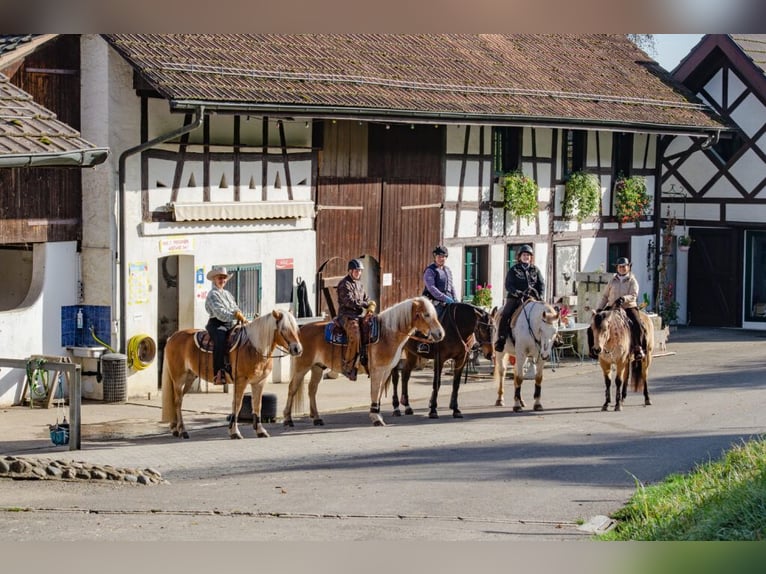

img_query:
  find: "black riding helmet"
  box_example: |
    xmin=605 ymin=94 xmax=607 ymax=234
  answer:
xmin=433 ymin=245 xmax=449 ymax=257
xmin=616 ymin=257 xmax=631 ymax=266
xmin=517 ymin=244 xmax=534 ymax=257
xmin=348 ymin=258 xmax=364 ymax=270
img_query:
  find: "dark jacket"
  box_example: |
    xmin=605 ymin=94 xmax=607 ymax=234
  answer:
xmin=336 ymin=274 xmax=370 ymax=318
xmin=504 ymin=263 xmax=544 ymax=299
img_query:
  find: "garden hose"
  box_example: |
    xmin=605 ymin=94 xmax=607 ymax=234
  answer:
xmin=127 ymin=334 xmax=157 ymax=370
xmin=89 ymin=326 xmax=116 ymax=353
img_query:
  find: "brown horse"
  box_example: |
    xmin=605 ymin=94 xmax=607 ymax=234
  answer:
xmin=589 ymin=307 xmax=654 ymax=411
xmin=161 ymin=310 xmax=303 ymax=439
xmin=390 ymin=302 xmax=494 ymax=419
xmin=282 ymin=296 xmax=445 ymax=427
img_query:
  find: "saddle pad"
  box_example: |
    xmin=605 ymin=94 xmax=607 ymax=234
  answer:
xmin=194 ymin=326 xmax=245 ymax=353
xmin=324 ymin=317 xmax=380 ymax=345
xmin=324 ymin=321 xmax=347 ymax=345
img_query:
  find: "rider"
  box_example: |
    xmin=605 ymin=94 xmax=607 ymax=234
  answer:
xmin=420 ymin=245 xmax=457 ymax=352
xmin=336 ymin=258 xmax=376 ymax=381
xmin=494 ymin=244 xmax=545 ymax=353
xmin=591 ymin=256 xmax=645 ymax=361
xmin=205 ymin=266 xmax=247 ymax=385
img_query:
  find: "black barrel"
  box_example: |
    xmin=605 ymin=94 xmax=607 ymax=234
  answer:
xmin=238 ymin=392 xmax=278 ymax=422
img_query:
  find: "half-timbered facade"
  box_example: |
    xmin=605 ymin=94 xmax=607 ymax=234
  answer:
xmin=663 ymin=34 xmax=766 ymax=330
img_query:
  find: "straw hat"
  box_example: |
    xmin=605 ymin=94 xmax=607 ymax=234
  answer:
xmin=206 ymin=266 xmax=233 ymax=281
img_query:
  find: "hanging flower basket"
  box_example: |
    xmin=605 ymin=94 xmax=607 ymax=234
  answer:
xmin=678 ymin=235 xmax=693 ymax=251
xmin=501 ymin=171 xmax=539 ymax=222
xmin=614 ymin=175 xmax=651 ymax=223
xmin=563 ymin=171 xmax=600 ymax=222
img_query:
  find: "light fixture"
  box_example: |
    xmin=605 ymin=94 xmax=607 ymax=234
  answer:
xmin=410 ymin=124 xmax=415 ymax=130
xmin=304 ymin=121 xmax=310 ymax=128
xmin=385 ymin=124 xmax=390 ymax=130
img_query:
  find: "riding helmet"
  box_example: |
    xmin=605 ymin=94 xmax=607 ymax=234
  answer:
xmin=518 ymin=244 xmax=534 ymax=256
xmin=348 ymin=258 xmax=364 ymax=270
xmin=616 ymin=257 xmax=631 ymax=266
xmin=433 ymin=245 xmax=449 ymax=257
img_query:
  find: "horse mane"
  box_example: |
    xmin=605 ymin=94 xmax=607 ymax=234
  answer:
xmin=380 ymin=296 xmax=436 ymax=333
xmin=246 ymin=311 xmax=281 ymax=354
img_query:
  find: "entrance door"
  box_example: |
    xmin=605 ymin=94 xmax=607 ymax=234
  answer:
xmin=687 ymin=228 xmax=740 ymax=327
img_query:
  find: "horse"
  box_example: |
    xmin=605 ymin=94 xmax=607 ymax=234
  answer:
xmin=390 ymin=302 xmax=494 ymax=419
xmin=161 ymin=310 xmax=303 ymax=439
xmin=492 ymin=298 xmax=559 ymax=411
xmin=282 ymin=296 xmax=445 ymax=427
xmin=589 ymin=307 xmax=654 ymax=411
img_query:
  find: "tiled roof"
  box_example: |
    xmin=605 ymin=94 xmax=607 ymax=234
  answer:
xmin=0 ymin=73 xmax=108 ymax=167
xmin=104 ymin=34 xmax=725 ymax=134
xmin=0 ymin=35 xmax=39 ymax=59
xmin=731 ymin=34 xmax=766 ymax=74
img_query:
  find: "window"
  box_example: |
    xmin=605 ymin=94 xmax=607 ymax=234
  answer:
xmin=554 ymin=244 xmax=580 ymax=298
xmin=224 ymin=264 xmax=262 ymax=318
xmin=612 ymin=132 xmax=634 ymax=180
xmin=493 ymin=127 xmax=522 ymax=175
xmin=745 ymin=231 xmax=766 ymax=323
xmin=562 ymin=129 xmax=586 ymax=178
xmin=463 ymin=245 xmax=489 ymax=301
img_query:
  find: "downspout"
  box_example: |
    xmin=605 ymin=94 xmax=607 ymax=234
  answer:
xmin=117 ymin=105 xmax=205 ymax=352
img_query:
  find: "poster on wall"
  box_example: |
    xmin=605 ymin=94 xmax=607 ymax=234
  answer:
xmin=128 ymin=261 xmax=150 ymax=305
xmin=196 ymin=266 xmax=207 ymax=301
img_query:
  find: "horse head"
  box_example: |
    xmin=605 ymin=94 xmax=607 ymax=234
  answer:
xmin=473 ymin=307 xmax=495 ymax=360
xmin=589 ymin=308 xmax=616 ymax=356
xmin=412 ymin=297 xmax=445 ymax=342
xmin=537 ymin=304 xmax=560 ymax=360
xmin=272 ymin=309 xmax=303 ymax=356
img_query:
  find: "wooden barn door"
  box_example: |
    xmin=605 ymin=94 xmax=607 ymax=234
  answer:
xmin=315 ymin=178 xmax=382 ymax=317
xmin=687 ymin=228 xmax=740 ymax=327
xmin=379 ymin=180 xmax=442 ymax=307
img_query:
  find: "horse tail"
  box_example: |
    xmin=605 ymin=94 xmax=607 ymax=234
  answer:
xmin=161 ymin=352 xmax=175 ymax=423
xmin=630 ymin=356 xmax=644 ymax=393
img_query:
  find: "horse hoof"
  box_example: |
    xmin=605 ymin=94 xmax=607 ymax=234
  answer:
xmin=645 ymin=399 xmax=652 ymax=406
xmin=601 ymin=405 xmax=609 ymax=411
xmin=533 ymin=404 xmax=543 ymax=412
xmin=452 ymin=410 xmax=463 ymax=419
xmin=181 ymin=431 xmax=189 ymax=439
xmin=392 ymin=409 xmax=402 ymax=417
xmin=495 ymin=399 xmax=504 ymax=407
xmin=615 ymin=405 xmax=622 ymax=412
xmin=283 ymin=419 xmax=294 ymax=427
xmin=405 ymin=407 xmax=414 ymax=415
xmin=373 ymin=420 xmax=386 ymax=427
xmin=230 ymin=433 xmax=243 ymax=439
xmin=313 ymin=419 xmax=324 ymax=426
xmin=257 ymin=431 xmax=270 ymax=438
xmin=172 ymin=430 xmax=180 ymax=437
xmin=512 ymin=406 xmax=522 ymax=413
xmin=428 ymin=411 xmax=439 ymax=419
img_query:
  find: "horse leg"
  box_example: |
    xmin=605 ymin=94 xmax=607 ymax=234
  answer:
xmin=368 ymin=367 xmax=387 ymax=427
xmin=308 ymin=366 xmax=325 ymax=426
xmin=494 ymin=351 xmax=506 ymax=406
xmin=512 ymin=372 xmax=524 ymax=412
xmin=227 ymin=379 xmax=245 ymax=439
xmin=449 ymin=364 xmax=464 ymax=418
xmin=249 ymin=376 xmax=271 ymax=438
xmin=532 ymin=358 xmax=544 ymax=411
xmin=601 ymin=366 xmax=612 ymax=411
xmin=428 ymin=360 xmax=443 ymax=419
xmin=174 ymin=374 xmax=196 ymax=439
xmin=390 ymin=366 xmax=401 ymax=416
xmin=643 ymin=361 xmax=652 ymax=406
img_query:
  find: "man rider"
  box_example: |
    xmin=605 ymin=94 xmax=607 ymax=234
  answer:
xmin=336 ymin=258 xmax=375 ymax=381
xmin=494 ymin=244 xmax=545 ymax=353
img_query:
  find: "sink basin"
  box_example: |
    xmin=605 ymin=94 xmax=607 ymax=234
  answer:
xmin=66 ymin=346 xmax=107 ymax=358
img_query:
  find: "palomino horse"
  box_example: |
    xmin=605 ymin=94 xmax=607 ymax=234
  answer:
xmin=282 ymin=296 xmax=445 ymax=427
xmin=161 ymin=310 xmax=303 ymax=439
xmin=590 ymin=307 xmax=654 ymax=411
xmin=493 ymin=298 xmax=559 ymax=411
xmin=390 ymin=302 xmax=494 ymax=419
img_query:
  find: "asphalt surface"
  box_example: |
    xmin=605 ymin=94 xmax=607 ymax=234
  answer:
xmin=1 ymin=326 xmax=765 ymax=541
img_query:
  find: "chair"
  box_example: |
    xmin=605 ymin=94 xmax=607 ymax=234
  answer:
xmin=551 ymin=332 xmax=580 ymax=367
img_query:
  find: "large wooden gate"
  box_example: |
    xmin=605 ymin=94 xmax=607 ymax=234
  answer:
xmin=316 ymin=177 xmax=441 ymax=314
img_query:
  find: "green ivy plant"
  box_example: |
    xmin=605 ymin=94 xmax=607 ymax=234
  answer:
xmin=563 ymin=171 xmax=600 ymax=222
xmin=614 ymin=175 xmax=651 ymax=223
xmin=501 ymin=171 xmax=539 ymax=222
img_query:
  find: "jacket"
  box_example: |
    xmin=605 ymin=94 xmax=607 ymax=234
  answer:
xmin=336 ymin=274 xmax=370 ymax=318
xmin=504 ymin=263 xmax=544 ymax=300
xmin=598 ymin=272 xmax=639 ymax=310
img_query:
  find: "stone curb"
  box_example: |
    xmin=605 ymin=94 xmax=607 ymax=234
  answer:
xmin=0 ymin=455 xmax=167 ymax=485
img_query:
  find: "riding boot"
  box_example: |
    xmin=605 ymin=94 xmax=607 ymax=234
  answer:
xmin=494 ymin=336 xmax=506 ymax=353
xmin=633 ymin=345 xmax=645 ymax=360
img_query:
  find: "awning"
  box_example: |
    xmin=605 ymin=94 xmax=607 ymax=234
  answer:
xmin=171 ymin=200 xmax=315 ymax=222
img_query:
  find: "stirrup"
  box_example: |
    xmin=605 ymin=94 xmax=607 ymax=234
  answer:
xmin=494 ymin=338 xmax=505 ymax=353
xmin=417 ymin=343 xmax=430 ymax=354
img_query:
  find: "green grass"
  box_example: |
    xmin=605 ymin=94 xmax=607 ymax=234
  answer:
xmin=599 ymin=435 xmax=766 ymax=541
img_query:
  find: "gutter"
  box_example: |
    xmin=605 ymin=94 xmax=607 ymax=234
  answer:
xmin=117 ymin=105 xmax=205 ymax=352
xmin=170 ymin=99 xmax=728 ymax=138
xmin=0 ymin=148 xmax=109 ymax=168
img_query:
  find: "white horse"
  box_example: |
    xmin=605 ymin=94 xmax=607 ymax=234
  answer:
xmin=493 ymin=299 xmax=559 ymax=411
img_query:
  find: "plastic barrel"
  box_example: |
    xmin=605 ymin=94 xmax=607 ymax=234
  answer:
xmin=238 ymin=392 xmax=278 ymax=422
xmin=102 ymin=353 xmax=128 ymax=403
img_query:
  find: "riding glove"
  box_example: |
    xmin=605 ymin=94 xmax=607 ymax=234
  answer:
xmin=234 ymin=310 xmax=247 ymax=324
xmin=444 ymin=297 xmax=455 ymax=304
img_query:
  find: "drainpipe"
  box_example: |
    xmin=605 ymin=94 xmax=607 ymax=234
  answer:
xmin=117 ymin=105 xmax=205 ymax=352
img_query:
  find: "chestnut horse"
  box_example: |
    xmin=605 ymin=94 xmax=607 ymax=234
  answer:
xmin=282 ymin=296 xmax=445 ymax=427
xmin=589 ymin=307 xmax=654 ymax=411
xmin=390 ymin=302 xmax=495 ymax=419
xmin=161 ymin=310 xmax=302 ymax=439
xmin=493 ymin=298 xmax=559 ymax=411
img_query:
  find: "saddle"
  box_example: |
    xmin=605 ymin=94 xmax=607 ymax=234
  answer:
xmin=324 ymin=315 xmax=380 ymax=346
xmin=194 ymin=325 xmax=247 ymax=354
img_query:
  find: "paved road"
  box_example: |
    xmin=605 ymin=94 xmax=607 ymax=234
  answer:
xmin=1 ymin=327 xmax=764 ymax=541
